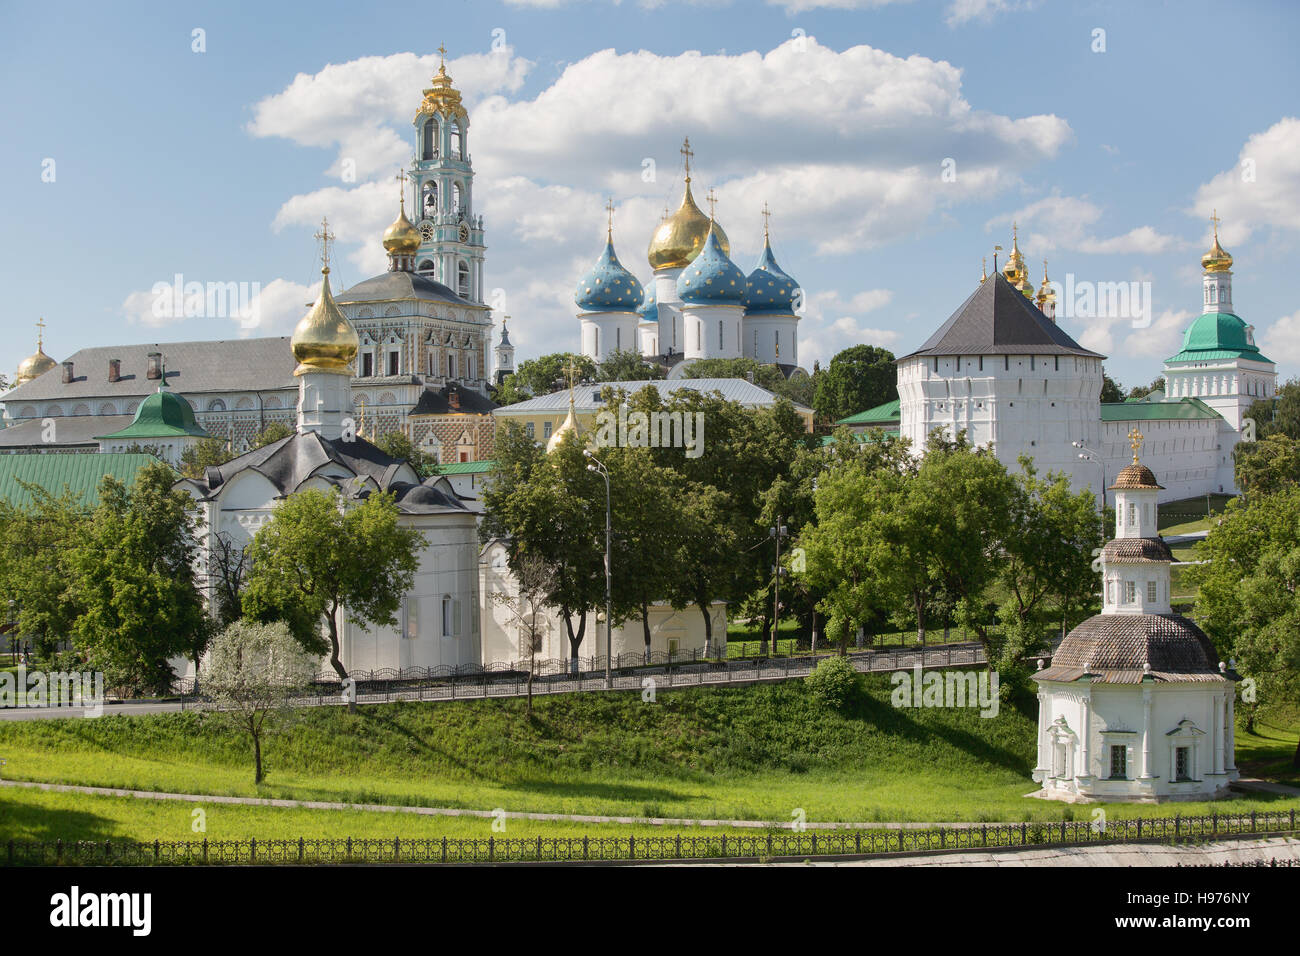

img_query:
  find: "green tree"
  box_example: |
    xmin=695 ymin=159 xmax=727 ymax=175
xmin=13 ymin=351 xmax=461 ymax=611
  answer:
xmin=682 ymin=357 xmax=812 ymax=405
xmin=180 ymin=437 xmax=236 ymax=479
xmin=0 ymin=484 xmax=86 ymax=661
xmin=812 ymin=344 xmax=897 ymax=427
xmin=1100 ymin=369 xmax=1125 ymax=404
xmin=203 ymin=620 xmax=317 ymax=783
xmin=496 ymin=353 xmax=598 ymax=405
xmin=241 ymin=489 xmax=423 ymax=690
xmin=597 ymin=349 xmax=664 ymax=383
xmin=1127 ymin=376 xmax=1167 ymax=400
xmin=251 ymin=421 xmax=294 ymax=448
xmin=371 ymin=430 xmax=438 ymax=478
xmin=68 ymin=462 xmax=210 ymax=695
xmin=1234 ymin=433 xmax=1300 ymax=499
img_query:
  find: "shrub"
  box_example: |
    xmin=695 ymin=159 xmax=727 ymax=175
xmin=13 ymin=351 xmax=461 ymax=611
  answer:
xmin=805 ymin=655 xmax=861 ymax=710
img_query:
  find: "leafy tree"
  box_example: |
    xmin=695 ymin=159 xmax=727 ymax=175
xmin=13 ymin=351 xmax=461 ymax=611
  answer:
xmin=805 ymin=654 xmax=861 ymax=710
xmin=180 ymin=437 xmax=236 ymax=479
xmin=682 ymin=357 xmax=812 ymax=406
xmin=68 ymin=462 xmax=211 ymax=696
xmin=1185 ymin=488 xmax=1300 ymax=765
xmin=481 ymin=423 xmax=605 ymax=672
xmin=0 ymin=484 xmax=86 ymax=661
xmin=1127 ymin=376 xmax=1167 ymax=400
xmin=666 ymin=481 xmax=738 ymax=655
xmin=371 ymin=430 xmax=438 ymax=478
xmin=496 ymin=353 xmax=598 ymax=406
xmin=241 ymin=489 xmax=423 ymax=693
xmin=812 ymin=344 xmax=897 ymax=427
xmin=597 ymin=349 xmax=664 ymax=383
xmin=251 ymin=421 xmax=294 ymax=448
xmin=1234 ymin=433 xmax=1300 ymax=499
xmin=203 ymin=620 xmax=317 ymax=783
xmin=1100 ymin=369 xmax=1125 ymax=404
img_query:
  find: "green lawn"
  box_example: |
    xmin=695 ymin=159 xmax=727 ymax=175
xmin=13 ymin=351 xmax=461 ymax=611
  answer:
xmin=1158 ymin=494 xmax=1234 ymax=537
xmin=1 ymin=678 xmax=1295 ymax=843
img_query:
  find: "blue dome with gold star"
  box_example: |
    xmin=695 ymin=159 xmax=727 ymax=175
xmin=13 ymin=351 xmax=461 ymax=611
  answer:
xmin=742 ymin=238 xmax=800 ymax=315
xmin=575 ymin=238 xmax=644 ymax=312
xmin=677 ymin=225 xmax=745 ymax=304
xmin=638 ymin=281 xmax=657 ymax=321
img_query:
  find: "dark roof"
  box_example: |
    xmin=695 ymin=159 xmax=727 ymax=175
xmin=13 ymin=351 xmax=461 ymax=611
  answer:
xmin=2 ymin=338 xmax=298 ymax=402
xmin=182 ymin=430 xmax=467 ymax=515
xmin=0 ymin=414 xmax=134 ymax=449
xmin=336 ymin=271 xmax=487 ymax=310
xmin=1036 ymin=613 xmax=1232 ymax=684
xmin=1103 ymin=537 xmax=1175 ymax=564
xmin=901 ymin=272 xmax=1104 ymax=360
xmin=409 ymin=384 xmax=498 ymax=417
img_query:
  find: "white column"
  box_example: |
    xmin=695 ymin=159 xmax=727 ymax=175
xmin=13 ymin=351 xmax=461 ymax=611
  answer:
xmin=1078 ymin=689 xmax=1092 ymax=782
xmin=1140 ymin=685 xmax=1153 ymax=778
xmin=1225 ymin=690 xmax=1237 ymax=772
xmin=1034 ymin=692 xmax=1048 ymax=777
xmin=1212 ymin=692 xmax=1225 ymax=773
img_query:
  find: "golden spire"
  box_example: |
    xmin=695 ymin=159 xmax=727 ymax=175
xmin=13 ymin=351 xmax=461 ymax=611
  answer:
xmin=1127 ymin=427 xmax=1144 ymax=465
xmin=604 ymin=197 xmax=615 ymax=240
xmin=981 ymin=257 xmax=987 ymax=283
xmin=1201 ymin=208 xmax=1233 ymax=273
xmin=356 ymin=395 xmax=369 ymax=438
xmin=315 ymin=217 xmax=335 ymax=272
xmin=1037 ymin=259 xmax=1055 ymax=304
xmin=35 ymin=316 xmax=45 ymax=350
xmin=681 ymin=137 xmax=694 ymax=184
xmin=416 ymin=45 xmax=466 ymax=120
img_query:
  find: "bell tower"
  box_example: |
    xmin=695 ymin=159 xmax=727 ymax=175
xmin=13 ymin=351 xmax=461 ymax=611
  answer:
xmin=409 ymin=45 xmax=486 ymax=303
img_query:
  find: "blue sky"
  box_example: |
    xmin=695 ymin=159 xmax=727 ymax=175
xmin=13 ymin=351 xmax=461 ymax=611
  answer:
xmin=3 ymin=0 xmax=1298 ymax=392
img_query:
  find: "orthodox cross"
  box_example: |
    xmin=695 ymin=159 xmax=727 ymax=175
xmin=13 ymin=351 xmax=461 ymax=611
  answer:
xmin=760 ymin=201 xmax=772 ymax=239
xmin=396 ymin=169 xmax=408 ymax=207
xmin=314 ymin=217 xmax=336 ymax=272
xmin=35 ymin=316 xmax=46 ymax=348
xmin=680 ymin=137 xmax=694 ymax=183
xmin=438 ymin=43 xmax=447 ymax=66
xmin=605 ymin=197 xmax=615 ymax=238
xmin=993 ymin=244 xmax=1002 ymax=273
xmin=1127 ymin=427 xmax=1144 ymax=464
xmin=705 ymin=187 xmax=718 ymax=220
xmin=1210 ymin=208 xmax=1221 ymax=237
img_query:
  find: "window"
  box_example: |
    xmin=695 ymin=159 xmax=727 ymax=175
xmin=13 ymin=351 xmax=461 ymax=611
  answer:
xmin=1052 ymin=742 xmax=1067 ymax=778
xmin=718 ymin=320 xmax=723 ymax=350
xmin=361 ymin=353 xmax=374 ymax=377
xmin=387 ymin=351 xmax=399 ymax=376
xmin=1124 ymin=581 xmax=1136 ymax=604
xmin=543 ymin=421 xmax=552 ymax=441
xmin=1175 ymin=746 xmax=1191 ymax=781
xmin=452 ymin=182 xmax=462 ymax=215
xmin=696 ymin=321 xmax=701 ymax=351
xmin=1147 ymin=581 xmax=1157 ymax=603
xmin=447 ymin=353 xmax=456 ymax=378
xmin=594 ymin=327 xmax=600 ymax=356
xmin=441 ymin=595 xmax=458 ymax=638
xmin=404 ymin=597 xmax=420 ymax=640
xmin=422 ymin=118 xmax=439 ymax=160
xmin=1109 ymin=745 xmax=1127 ymax=779
xmin=1128 ymin=503 xmax=1137 ymax=526
xmin=616 ymin=327 xmax=621 ymax=352
xmin=467 ymin=355 xmax=476 ymax=379
xmin=450 ymin=122 xmax=462 ymax=159
xmin=525 ymin=422 xmax=534 ymax=439
xmin=1106 ymin=580 xmax=1114 ymax=603
xmin=457 ymin=261 xmax=470 ymax=298
xmin=422 ymin=180 xmax=438 ymax=214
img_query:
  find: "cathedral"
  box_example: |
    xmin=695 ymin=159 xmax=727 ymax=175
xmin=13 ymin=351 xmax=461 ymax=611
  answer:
xmin=1 ymin=50 xmax=499 ymax=466
xmin=893 ymin=220 xmax=1275 ymax=503
xmin=574 ymin=141 xmax=807 ymax=380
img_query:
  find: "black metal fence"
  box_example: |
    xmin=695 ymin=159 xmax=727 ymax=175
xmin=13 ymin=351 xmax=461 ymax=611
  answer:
xmin=5 ymin=811 xmax=1297 ymax=866
xmin=177 ymin=643 xmax=992 ymax=710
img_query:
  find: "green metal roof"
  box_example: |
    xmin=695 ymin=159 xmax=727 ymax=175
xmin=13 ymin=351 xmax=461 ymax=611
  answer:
xmin=820 ymin=428 xmax=900 ymax=446
xmin=97 ymin=386 xmax=210 ymax=441
xmin=1165 ymin=311 xmax=1273 ymax=364
xmin=435 ymin=459 xmax=496 ymax=475
xmin=1101 ymin=398 xmax=1222 ymax=422
xmin=836 ymin=398 xmax=901 ymax=427
xmin=0 ymin=453 xmax=163 ymax=509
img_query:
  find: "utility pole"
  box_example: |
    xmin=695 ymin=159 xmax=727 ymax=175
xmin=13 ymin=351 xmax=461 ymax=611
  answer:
xmin=769 ymin=517 xmax=787 ymax=656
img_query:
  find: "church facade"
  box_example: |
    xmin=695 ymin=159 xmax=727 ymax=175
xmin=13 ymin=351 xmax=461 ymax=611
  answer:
xmin=898 ymin=222 xmax=1275 ymax=503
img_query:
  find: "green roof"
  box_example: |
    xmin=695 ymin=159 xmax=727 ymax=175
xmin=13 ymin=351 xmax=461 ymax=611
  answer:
xmin=435 ymin=459 xmax=496 ymax=475
xmin=836 ymin=398 xmax=900 ymax=426
xmin=1165 ymin=312 xmax=1273 ymax=364
xmin=0 ymin=453 xmax=163 ymax=509
xmin=821 ymin=428 xmax=900 ymax=446
xmin=97 ymin=386 xmax=210 ymax=441
xmin=1101 ymin=398 xmax=1222 ymax=422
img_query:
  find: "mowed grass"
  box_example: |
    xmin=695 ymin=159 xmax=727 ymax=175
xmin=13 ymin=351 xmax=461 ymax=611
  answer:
xmin=1158 ymin=494 xmax=1234 ymax=537
xmin=0 ymin=677 xmax=1296 ymax=842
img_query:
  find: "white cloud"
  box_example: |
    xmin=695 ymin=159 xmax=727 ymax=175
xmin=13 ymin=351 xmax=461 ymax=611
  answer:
xmin=989 ymin=193 xmax=1180 ymax=259
xmin=944 ymin=0 xmax=1039 ymax=27
xmin=250 ymin=38 xmax=1072 ymax=366
xmin=121 ymin=278 xmax=314 ymax=337
xmin=797 ymin=288 xmax=897 ymax=368
xmin=1192 ymin=117 xmax=1300 ymax=247
xmin=1258 ymin=309 xmax=1300 ymax=368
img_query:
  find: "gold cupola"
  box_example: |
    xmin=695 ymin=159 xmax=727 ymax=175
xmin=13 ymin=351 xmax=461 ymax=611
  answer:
xmin=415 ymin=46 xmax=467 ymax=121
xmin=647 ymin=138 xmax=730 ymax=270
xmin=292 ymin=267 xmax=359 ymax=375
xmin=383 ymin=194 xmax=421 ymax=258
xmin=1201 ymin=210 xmax=1233 ymax=273
xmin=14 ymin=320 xmax=57 ymax=385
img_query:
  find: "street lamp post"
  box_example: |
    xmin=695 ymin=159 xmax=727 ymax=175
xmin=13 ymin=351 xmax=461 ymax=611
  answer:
xmin=584 ymin=449 xmax=613 ymax=690
xmin=1073 ymin=440 xmax=1107 ymax=513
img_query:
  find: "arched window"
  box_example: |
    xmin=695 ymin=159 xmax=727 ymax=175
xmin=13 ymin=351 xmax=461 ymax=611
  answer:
xmin=457 ymin=261 xmax=470 ymax=298
xmin=99 ymin=402 xmax=117 ymax=415
xmin=422 ymin=181 xmax=438 ymax=216
xmin=422 ymin=117 xmax=439 ymax=160
xmin=718 ymin=320 xmax=724 ymax=350
xmin=467 ymin=355 xmax=476 ymax=379
xmin=207 ymin=399 xmax=226 ymax=412
xmin=450 ymin=121 xmax=462 ymax=159
xmin=417 ymin=259 xmax=435 ymax=274
xmin=447 ymin=353 xmax=457 ymax=378
xmin=452 ymin=182 xmax=462 ymax=217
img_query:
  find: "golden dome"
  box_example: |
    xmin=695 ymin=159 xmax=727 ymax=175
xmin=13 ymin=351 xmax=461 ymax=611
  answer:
xmin=292 ymin=268 xmax=359 ymax=374
xmin=414 ymin=52 xmax=467 ymax=122
xmin=546 ymin=400 xmax=581 ymax=454
xmin=648 ymin=180 xmax=730 ymax=271
xmin=1201 ymin=216 xmax=1233 ymax=273
xmin=1002 ymin=223 xmax=1028 ymax=284
xmin=383 ymin=196 xmax=421 ymax=256
xmin=14 ymin=324 xmax=57 ymax=385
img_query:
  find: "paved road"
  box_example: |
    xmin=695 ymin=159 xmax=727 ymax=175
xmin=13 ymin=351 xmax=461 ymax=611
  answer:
xmin=0 ymin=642 xmax=990 ymax=721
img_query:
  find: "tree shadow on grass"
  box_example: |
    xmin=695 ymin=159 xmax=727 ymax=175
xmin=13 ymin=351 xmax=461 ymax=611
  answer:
xmin=503 ymin=777 xmax=700 ymax=809
xmin=852 ymin=691 xmax=1035 ymax=776
xmin=0 ymin=792 xmax=120 ymax=843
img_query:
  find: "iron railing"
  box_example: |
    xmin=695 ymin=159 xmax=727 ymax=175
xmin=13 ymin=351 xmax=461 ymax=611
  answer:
xmin=5 ymin=810 xmax=1297 ymax=866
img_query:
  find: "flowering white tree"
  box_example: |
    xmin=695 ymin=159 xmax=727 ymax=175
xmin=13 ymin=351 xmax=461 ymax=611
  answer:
xmin=204 ymin=620 xmax=317 ymax=783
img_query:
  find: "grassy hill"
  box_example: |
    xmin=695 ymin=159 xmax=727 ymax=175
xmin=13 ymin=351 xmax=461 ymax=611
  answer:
xmin=1 ymin=675 xmax=1296 ymax=843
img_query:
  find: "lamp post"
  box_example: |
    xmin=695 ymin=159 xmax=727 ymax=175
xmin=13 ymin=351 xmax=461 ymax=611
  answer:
xmin=584 ymin=449 xmax=613 ymax=690
xmin=768 ymin=518 xmax=788 ymax=656
xmin=1073 ymin=441 xmax=1107 ymax=514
